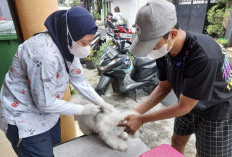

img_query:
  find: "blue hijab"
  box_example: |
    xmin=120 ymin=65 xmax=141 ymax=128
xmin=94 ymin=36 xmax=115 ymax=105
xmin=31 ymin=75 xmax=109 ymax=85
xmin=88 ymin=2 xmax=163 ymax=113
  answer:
xmin=45 ymin=7 xmax=98 ymax=62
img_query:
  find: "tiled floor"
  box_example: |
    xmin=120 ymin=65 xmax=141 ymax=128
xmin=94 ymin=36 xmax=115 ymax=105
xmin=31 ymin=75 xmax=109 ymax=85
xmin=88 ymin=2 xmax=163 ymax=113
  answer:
xmin=0 ymin=121 xmax=83 ymax=157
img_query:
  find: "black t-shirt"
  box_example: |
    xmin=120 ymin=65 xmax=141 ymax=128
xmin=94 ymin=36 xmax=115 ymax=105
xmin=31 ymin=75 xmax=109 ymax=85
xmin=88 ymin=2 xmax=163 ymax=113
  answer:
xmin=156 ymin=32 xmax=232 ymax=120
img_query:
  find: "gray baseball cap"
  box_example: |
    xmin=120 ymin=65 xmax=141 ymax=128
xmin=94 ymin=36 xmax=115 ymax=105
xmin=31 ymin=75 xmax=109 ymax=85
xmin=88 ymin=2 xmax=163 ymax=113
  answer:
xmin=129 ymin=0 xmax=177 ymax=57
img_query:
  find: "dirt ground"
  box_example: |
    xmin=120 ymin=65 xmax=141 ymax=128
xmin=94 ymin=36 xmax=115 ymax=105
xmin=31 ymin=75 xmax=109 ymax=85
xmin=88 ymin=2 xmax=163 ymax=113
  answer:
xmin=71 ymin=67 xmax=196 ymax=157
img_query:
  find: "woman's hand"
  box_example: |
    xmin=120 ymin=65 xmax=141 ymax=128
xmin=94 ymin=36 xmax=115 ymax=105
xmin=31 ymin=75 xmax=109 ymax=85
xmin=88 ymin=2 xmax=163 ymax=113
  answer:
xmin=81 ymin=103 xmax=100 ymax=116
xmin=118 ymin=114 xmax=143 ymax=135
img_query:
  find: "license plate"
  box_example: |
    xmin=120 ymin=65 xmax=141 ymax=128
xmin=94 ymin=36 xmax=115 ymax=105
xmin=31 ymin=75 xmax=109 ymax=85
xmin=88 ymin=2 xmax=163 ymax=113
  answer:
xmin=103 ymin=46 xmax=118 ymax=59
xmin=119 ymin=33 xmax=132 ymax=39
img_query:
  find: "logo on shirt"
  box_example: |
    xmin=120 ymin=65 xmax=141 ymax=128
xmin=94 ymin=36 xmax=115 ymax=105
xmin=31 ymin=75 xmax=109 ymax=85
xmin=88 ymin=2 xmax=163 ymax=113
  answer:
xmin=11 ymin=101 xmax=18 ymax=108
xmin=22 ymin=89 xmax=26 ymax=94
xmin=222 ymin=55 xmax=232 ymax=91
xmin=76 ymin=69 xmax=81 ymax=74
xmin=56 ymin=94 xmax=60 ymax=98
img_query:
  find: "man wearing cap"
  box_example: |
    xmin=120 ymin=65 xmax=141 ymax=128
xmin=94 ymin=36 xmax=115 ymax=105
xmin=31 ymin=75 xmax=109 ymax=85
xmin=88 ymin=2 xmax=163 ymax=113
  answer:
xmin=118 ymin=0 xmax=232 ymax=156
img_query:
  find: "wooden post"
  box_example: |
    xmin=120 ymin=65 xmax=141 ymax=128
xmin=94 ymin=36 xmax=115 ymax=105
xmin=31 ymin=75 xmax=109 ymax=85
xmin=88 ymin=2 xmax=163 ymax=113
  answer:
xmin=9 ymin=0 xmax=77 ymax=142
xmin=60 ymin=85 xmax=77 ymax=142
xmin=13 ymin=0 xmax=58 ymax=40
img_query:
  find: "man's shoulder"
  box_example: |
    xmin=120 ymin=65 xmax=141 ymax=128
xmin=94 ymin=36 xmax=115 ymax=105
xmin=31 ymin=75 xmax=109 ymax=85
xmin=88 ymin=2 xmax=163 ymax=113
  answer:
xmin=187 ymin=32 xmax=222 ymax=60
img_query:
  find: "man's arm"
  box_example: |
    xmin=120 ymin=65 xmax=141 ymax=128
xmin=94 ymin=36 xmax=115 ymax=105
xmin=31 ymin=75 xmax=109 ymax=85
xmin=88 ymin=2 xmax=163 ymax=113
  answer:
xmin=140 ymin=94 xmax=198 ymax=123
xmin=119 ymin=94 xmax=198 ymax=135
xmin=135 ymin=80 xmax=172 ymax=114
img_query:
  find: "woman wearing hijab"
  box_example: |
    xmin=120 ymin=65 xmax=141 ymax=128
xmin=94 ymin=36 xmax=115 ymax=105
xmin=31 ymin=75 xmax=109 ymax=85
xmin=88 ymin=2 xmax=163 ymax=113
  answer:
xmin=0 ymin=7 xmax=113 ymax=156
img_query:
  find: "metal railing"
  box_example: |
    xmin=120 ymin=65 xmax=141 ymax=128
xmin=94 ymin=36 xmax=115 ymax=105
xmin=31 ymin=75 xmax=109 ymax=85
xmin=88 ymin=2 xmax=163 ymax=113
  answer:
xmin=178 ymin=0 xmax=217 ymax=4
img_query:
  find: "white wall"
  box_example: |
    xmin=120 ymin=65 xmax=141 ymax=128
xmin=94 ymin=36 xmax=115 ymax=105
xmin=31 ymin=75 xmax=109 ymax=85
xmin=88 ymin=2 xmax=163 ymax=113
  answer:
xmin=111 ymin=0 xmax=137 ymax=29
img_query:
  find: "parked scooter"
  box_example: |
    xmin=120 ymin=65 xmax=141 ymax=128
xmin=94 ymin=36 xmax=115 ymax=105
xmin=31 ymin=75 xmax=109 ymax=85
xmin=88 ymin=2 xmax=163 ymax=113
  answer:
xmin=107 ymin=19 xmax=133 ymax=42
xmin=95 ymin=33 xmax=158 ymax=101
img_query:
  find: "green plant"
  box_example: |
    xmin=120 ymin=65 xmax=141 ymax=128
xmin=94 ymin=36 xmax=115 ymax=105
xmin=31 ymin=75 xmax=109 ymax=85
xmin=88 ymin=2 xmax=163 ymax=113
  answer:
xmin=92 ymin=42 xmax=108 ymax=66
xmin=70 ymin=0 xmax=80 ymax=7
xmin=206 ymin=5 xmax=226 ymax=38
xmin=127 ymin=52 xmax=134 ymax=61
xmin=123 ymin=19 xmax=128 ymax=26
xmin=69 ymin=83 xmax=78 ymax=96
xmin=86 ymin=48 xmax=96 ymax=60
xmin=216 ymin=38 xmax=229 ymax=47
xmin=108 ymin=40 xmax=114 ymax=46
xmin=206 ymin=0 xmax=231 ymax=38
xmin=91 ymin=10 xmax=101 ymax=20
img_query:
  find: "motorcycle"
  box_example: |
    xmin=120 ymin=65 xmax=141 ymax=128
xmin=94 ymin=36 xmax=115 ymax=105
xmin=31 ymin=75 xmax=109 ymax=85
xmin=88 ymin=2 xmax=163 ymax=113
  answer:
xmin=106 ymin=19 xmax=133 ymax=42
xmin=95 ymin=33 xmax=158 ymax=101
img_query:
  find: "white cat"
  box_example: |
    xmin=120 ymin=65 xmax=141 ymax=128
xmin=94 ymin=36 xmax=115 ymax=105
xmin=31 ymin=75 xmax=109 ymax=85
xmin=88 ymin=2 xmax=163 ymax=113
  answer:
xmin=76 ymin=106 xmax=139 ymax=151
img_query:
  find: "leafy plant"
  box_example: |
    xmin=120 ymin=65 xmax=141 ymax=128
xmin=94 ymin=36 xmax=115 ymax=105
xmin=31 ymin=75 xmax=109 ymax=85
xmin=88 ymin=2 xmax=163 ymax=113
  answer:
xmin=206 ymin=5 xmax=226 ymax=38
xmin=92 ymin=42 xmax=108 ymax=66
xmin=123 ymin=19 xmax=128 ymax=26
xmin=216 ymin=38 xmax=229 ymax=47
xmin=70 ymin=0 xmax=80 ymax=7
xmin=127 ymin=52 xmax=134 ymax=61
xmin=69 ymin=83 xmax=78 ymax=96
xmin=206 ymin=0 xmax=231 ymax=38
xmin=91 ymin=10 xmax=101 ymax=20
xmin=86 ymin=48 xmax=96 ymax=60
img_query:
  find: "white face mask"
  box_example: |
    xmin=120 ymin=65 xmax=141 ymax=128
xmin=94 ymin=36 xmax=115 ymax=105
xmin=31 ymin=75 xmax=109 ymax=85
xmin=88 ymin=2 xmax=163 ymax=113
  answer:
xmin=66 ymin=10 xmax=90 ymax=58
xmin=147 ymin=34 xmax=174 ymax=60
xmin=68 ymin=41 xmax=91 ymax=58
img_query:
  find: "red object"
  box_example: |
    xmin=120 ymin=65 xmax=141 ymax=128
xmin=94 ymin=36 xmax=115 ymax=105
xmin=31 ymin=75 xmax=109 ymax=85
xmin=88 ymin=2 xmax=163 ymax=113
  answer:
xmin=0 ymin=16 xmax=7 ymax=21
xmin=11 ymin=101 xmax=19 ymax=108
xmin=56 ymin=94 xmax=60 ymax=98
xmin=10 ymin=66 xmax=13 ymax=72
xmin=116 ymin=25 xmax=132 ymax=34
xmin=56 ymin=73 xmax=59 ymax=78
xmin=76 ymin=69 xmax=81 ymax=74
xmin=140 ymin=144 xmax=185 ymax=157
xmin=116 ymin=25 xmax=133 ymax=41
xmin=22 ymin=89 xmax=25 ymax=94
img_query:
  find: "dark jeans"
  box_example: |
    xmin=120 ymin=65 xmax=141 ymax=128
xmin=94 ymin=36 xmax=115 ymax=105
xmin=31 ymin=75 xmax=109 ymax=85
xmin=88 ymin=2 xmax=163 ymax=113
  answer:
xmin=6 ymin=119 xmax=61 ymax=157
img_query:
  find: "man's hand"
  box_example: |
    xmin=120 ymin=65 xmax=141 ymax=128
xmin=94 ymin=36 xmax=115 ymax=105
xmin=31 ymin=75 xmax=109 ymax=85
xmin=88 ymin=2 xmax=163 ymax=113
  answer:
xmin=81 ymin=103 xmax=101 ymax=116
xmin=118 ymin=114 xmax=143 ymax=135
